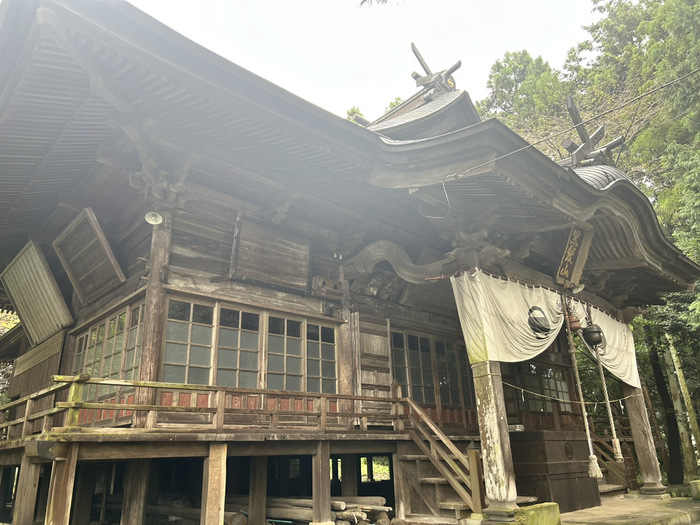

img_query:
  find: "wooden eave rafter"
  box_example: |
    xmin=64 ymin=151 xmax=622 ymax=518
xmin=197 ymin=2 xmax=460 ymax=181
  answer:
xmin=43 ymin=0 xmax=378 ymax=167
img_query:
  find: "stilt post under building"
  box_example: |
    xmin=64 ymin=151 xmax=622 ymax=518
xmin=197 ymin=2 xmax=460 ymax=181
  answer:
xmin=312 ymin=441 xmax=333 ymax=525
xmin=202 ymin=443 xmax=228 ymax=524
xmin=249 ymin=456 xmax=268 ymax=525
xmin=12 ymin=455 xmax=41 ymax=525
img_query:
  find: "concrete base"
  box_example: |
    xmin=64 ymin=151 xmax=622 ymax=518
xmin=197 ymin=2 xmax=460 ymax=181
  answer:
xmin=513 ymin=503 xmax=560 ymax=525
xmin=690 ymin=480 xmax=700 ymax=500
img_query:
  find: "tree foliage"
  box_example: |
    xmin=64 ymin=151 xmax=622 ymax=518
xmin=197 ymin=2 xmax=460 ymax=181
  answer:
xmin=477 ymin=0 xmax=700 ymax=481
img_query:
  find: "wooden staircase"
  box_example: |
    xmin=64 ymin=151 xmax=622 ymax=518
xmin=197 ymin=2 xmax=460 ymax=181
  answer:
xmin=395 ymin=398 xmax=485 ymax=523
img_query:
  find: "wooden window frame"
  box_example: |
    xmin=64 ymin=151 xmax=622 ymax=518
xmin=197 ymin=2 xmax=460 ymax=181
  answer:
xmin=162 ymin=296 xmax=338 ymax=393
xmin=391 ymin=329 xmax=473 ymax=409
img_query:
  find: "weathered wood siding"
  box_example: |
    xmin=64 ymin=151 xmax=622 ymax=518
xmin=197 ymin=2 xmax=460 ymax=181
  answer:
xmin=0 ymin=242 xmax=73 ymax=345
xmin=169 ymin=209 xmax=233 ymax=277
xmin=233 ymin=219 xmax=310 ymax=292
xmin=8 ymin=331 xmax=64 ymax=399
xmin=52 ymin=208 xmax=126 ymax=306
xmin=8 ymin=331 xmax=64 ymax=433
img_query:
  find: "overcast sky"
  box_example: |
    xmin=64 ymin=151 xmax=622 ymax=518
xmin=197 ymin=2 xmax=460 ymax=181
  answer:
xmin=126 ymin=0 xmax=599 ymax=121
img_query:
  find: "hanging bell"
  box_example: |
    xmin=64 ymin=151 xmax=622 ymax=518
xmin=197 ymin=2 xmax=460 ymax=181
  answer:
xmin=582 ymin=323 xmax=604 ymax=347
xmin=568 ymin=313 xmax=581 ymax=331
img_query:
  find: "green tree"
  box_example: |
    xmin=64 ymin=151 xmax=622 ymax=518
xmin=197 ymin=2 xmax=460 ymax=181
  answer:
xmin=477 ymin=50 xmax=570 ymax=159
xmin=478 ymin=0 xmax=700 ymax=482
xmin=385 ymin=96 xmax=403 ymax=113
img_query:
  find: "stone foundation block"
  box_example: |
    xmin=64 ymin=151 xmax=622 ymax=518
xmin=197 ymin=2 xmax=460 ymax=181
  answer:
xmin=691 ymin=480 xmax=700 ymax=500
xmin=513 ymin=502 xmax=560 ymax=525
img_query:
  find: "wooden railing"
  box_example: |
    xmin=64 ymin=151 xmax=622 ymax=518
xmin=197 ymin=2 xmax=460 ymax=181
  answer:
xmin=396 ymin=396 xmax=485 ymax=514
xmin=569 ymin=412 xmax=637 ymax=489
xmin=0 ymin=375 xmax=407 ymax=439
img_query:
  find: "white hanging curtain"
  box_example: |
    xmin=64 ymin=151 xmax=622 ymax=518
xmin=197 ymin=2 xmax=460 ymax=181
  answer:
xmin=450 ymin=269 xmax=564 ymax=363
xmin=571 ymin=301 xmax=641 ymax=389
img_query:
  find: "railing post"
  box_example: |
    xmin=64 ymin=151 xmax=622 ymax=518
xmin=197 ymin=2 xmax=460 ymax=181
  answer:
xmin=213 ymin=389 xmax=226 ymax=429
xmin=319 ymin=397 xmax=328 ymax=431
xmin=21 ymin=398 xmax=35 ymax=437
xmin=65 ymin=375 xmax=89 ymax=428
xmin=392 ymin=383 xmax=404 ymax=432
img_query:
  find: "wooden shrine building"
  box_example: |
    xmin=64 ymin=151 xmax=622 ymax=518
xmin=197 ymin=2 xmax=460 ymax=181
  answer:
xmin=0 ymin=1 xmax=698 ymax=524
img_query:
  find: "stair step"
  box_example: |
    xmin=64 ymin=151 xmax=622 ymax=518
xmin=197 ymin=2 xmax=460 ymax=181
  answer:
xmin=405 ymin=514 xmax=458 ymax=525
xmin=598 ymin=483 xmax=627 ymax=499
xmin=420 ymin=477 xmax=452 ymax=485
xmin=399 ymin=454 xmax=460 ymax=461
xmin=438 ymin=499 xmax=469 ymax=511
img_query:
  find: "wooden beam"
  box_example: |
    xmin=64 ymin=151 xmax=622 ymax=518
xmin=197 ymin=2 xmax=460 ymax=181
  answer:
xmin=78 ymin=442 xmax=209 ymax=461
xmin=120 ymin=459 xmax=151 ymax=525
xmin=248 ymin=456 xmax=268 ymax=525
xmin=202 ymin=443 xmax=228 ymax=524
xmin=44 ymin=443 xmax=79 ymax=525
xmin=12 ymin=455 xmax=41 ymax=525
xmin=312 ymin=441 xmax=333 ymax=525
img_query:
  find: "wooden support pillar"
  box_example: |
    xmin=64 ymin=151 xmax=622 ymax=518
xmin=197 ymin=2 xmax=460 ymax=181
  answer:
xmin=202 ymin=443 xmax=227 ymax=524
xmin=72 ymin=463 xmax=98 ymax=525
xmin=312 ymin=441 xmax=333 ymax=525
xmin=135 ymin=209 xmax=172 ymax=427
xmin=249 ymin=456 xmax=268 ymax=525
xmin=121 ymin=459 xmax=151 ymax=525
xmin=472 ymin=361 xmax=518 ymax=520
xmin=622 ymin=384 xmax=667 ymax=495
xmin=34 ymin=466 xmax=51 ymax=524
xmin=12 ymin=456 xmax=41 ymax=525
xmin=340 ymin=454 xmax=358 ymax=497
xmin=45 ymin=442 xmax=79 ymax=525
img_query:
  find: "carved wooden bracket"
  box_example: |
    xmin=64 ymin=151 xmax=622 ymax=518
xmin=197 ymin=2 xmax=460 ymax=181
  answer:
xmin=343 ymin=241 xmax=455 ymax=284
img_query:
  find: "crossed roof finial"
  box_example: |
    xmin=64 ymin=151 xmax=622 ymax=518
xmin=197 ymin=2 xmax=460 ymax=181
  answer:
xmin=410 ymin=43 xmax=461 ymax=98
xmin=562 ymin=96 xmax=625 ymax=167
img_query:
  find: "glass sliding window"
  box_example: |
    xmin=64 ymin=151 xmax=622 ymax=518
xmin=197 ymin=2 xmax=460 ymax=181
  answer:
xmin=457 ymin=344 xmax=475 ymax=407
xmin=216 ymin=308 xmax=260 ymax=388
xmin=163 ymin=299 xmax=214 ymax=385
xmin=267 ymin=316 xmax=304 ymax=391
xmin=409 ymin=335 xmax=434 ymax=404
xmin=435 ymin=340 xmax=461 ymax=406
xmin=392 ymin=331 xmax=472 ymax=408
xmin=71 ymin=302 xmax=143 ymax=402
xmin=306 ymin=323 xmax=336 ymax=394
xmin=542 ymin=367 xmax=572 ymax=412
xmin=123 ymin=304 xmax=144 ymax=381
xmin=100 ymin=312 xmax=126 ymax=396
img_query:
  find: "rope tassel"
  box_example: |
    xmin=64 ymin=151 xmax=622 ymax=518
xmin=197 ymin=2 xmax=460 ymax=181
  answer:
xmin=589 ymin=454 xmax=603 ymax=479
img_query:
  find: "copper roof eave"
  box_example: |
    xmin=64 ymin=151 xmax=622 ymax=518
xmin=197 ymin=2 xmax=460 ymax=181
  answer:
xmin=367 ymin=118 xmax=700 ymax=289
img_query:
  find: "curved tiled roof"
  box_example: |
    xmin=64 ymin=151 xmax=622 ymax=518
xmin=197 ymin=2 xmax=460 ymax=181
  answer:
xmin=574 ymin=164 xmax=632 ymax=191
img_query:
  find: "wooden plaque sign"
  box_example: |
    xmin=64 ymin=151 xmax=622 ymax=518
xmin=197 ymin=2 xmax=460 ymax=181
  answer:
xmin=555 ymin=225 xmax=594 ymax=288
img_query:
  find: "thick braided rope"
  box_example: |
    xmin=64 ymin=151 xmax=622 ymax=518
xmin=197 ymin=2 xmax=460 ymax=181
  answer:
xmin=565 ymin=300 xmax=603 ymax=478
